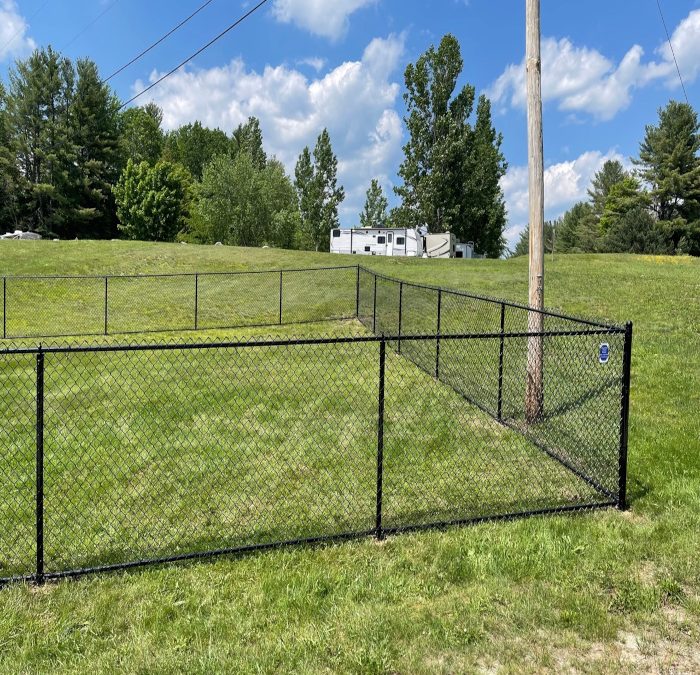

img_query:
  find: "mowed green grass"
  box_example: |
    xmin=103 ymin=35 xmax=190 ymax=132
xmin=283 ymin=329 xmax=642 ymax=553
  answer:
xmin=0 ymin=241 xmax=698 ymax=673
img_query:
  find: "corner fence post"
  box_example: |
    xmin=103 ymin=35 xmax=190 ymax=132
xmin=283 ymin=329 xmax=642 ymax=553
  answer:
xmin=497 ymin=302 xmax=506 ymax=420
xmin=397 ymin=281 xmax=403 ymax=354
xmin=279 ymin=271 xmax=283 ymax=325
xmin=103 ymin=276 xmax=108 ymax=335
xmin=435 ymin=289 xmax=442 ymax=379
xmin=194 ymin=274 xmax=199 ymax=330
xmin=3 ymin=276 xmax=6 ymax=339
xmin=372 ymin=274 xmax=377 ymax=333
xmin=618 ymin=321 xmax=633 ymax=510
xmin=35 ymin=348 xmax=45 ymax=584
xmin=355 ymin=266 xmax=360 ymax=319
xmin=376 ymin=337 xmax=386 ymax=540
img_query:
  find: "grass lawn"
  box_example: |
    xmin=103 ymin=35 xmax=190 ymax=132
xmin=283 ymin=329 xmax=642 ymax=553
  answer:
xmin=0 ymin=241 xmax=698 ymax=673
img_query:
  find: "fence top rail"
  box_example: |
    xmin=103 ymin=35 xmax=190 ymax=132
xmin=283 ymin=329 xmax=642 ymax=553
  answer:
xmin=0 ymin=326 xmax=625 ymax=356
xmin=359 ymin=265 xmax=623 ymax=331
xmin=1 ymin=265 xmax=358 ymax=281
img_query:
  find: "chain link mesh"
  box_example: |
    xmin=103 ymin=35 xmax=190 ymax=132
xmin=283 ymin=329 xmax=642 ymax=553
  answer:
xmin=0 ymin=265 xmax=629 ymax=583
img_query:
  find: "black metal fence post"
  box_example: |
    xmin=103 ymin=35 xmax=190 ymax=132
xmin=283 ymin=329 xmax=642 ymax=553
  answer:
xmin=372 ymin=274 xmax=377 ymax=333
xmin=497 ymin=302 xmax=506 ymax=420
xmin=194 ymin=274 xmax=199 ymax=330
xmin=355 ymin=265 xmax=360 ymax=319
xmin=376 ymin=337 xmax=386 ymax=540
xmin=2 ymin=276 xmax=6 ymax=339
xmin=279 ymin=271 xmax=283 ymax=325
xmin=618 ymin=321 xmax=633 ymax=510
xmin=397 ymin=281 xmax=403 ymax=354
xmin=435 ymin=289 xmax=442 ymax=379
xmin=103 ymin=277 xmax=108 ymax=336
xmin=35 ymin=348 xmax=45 ymax=584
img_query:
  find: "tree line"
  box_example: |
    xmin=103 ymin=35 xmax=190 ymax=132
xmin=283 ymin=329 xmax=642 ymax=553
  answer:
xmin=512 ymin=101 xmax=700 ymax=257
xmin=0 ymin=36 xmax=509 ymax=255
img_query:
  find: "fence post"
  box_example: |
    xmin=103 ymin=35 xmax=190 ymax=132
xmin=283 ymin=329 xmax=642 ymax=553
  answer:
xmin=372 ymin=274 xmax=377 ymax=334
xmin=435 ymin=289 xmax=442 ymax=379
xmin=375 ymin=337 xmax=386 ymax=540
xmin=618 ymin=321 xmax=633 ymax=510
xmin=355 ymin=266 xmax=360 ymax=319
xmin=397 ymin=281 xmax=403 ymax=354
xmin=103 ymin=277 xmax=108 ymax=336
xmin=194 ymin=274 xmax=199 ymax=330
xmin=3 ymin=276 xmax=6 ymax=339
xmin=497 ymin=302 xmax=506 ymax=420
xmin=35 ymin=347 xmax=45 ymax=584
xmin=279 ymin=271 xmax=283 ymax=325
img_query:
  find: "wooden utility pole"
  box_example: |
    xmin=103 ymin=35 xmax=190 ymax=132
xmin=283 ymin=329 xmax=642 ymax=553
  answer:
xmin=525 ymin=0 xmax=545 ymax=422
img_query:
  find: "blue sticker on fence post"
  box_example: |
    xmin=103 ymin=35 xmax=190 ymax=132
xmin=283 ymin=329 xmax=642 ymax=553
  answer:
xmin=599 ymin=343 xmax=610 ymax=364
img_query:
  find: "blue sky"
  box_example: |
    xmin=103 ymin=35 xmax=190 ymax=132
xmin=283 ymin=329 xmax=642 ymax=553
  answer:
xmin=2 ymin=0 xmax=699 ymax=248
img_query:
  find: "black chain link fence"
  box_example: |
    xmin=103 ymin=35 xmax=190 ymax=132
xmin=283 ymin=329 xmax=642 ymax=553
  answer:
xmin=0 ymin=265 xmax=632 ymax=585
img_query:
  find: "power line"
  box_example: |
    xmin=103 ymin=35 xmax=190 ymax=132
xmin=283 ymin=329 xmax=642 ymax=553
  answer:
xmin=61 ymin=0 xmax=121 ymax=52
xmin=655 ymin=0 xmax=689 ymax=104
xmin=104 ymin=0 xmax=219 ymax=82
xmin=0 ymin=0 xmax=51 ymax=56
xmin=120 ymin=0 xmax=270 ymax=110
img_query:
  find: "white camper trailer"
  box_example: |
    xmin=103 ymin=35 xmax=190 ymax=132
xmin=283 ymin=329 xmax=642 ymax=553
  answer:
xmin=330 ymin=228 xmax=424 ymax=257
xmin=424 ymin=233 xmax=456 ymax=258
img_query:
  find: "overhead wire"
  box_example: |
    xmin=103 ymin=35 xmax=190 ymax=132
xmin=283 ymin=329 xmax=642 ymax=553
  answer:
xmin=119 ymin=0 xmax=270 ymax=109
xmin=103 ymin=0 xmax=218 ymax=82
xmin=655 ymin=0 xmax=689 ymax=104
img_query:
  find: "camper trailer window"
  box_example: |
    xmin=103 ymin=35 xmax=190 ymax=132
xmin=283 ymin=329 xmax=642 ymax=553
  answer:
xmin=364 ymin=246 xmax=371 ymax=252
xmin=332 ymin=229 xmax=341 ymax=238
xmin=388 ymin=233 xmax=393 ymax=243
xmin=377 ymin=236 xmax=386 ymax=244
xmin=396 ymin=236 xmax=405 ymax=245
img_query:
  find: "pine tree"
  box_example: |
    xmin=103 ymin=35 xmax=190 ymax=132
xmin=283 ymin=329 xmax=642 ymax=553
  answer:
xmin=294 ymin=146 xmax=319 ymax=249
xmin=588 ymin=160 xmax=627 ymax=217
xmin=556 ymin=201 xmax=596 ymax=252
xmin=360 ymin=179 xmax=388 ymax=228
xmin=0 ymin=82 xmax=21 ymax=231
xmin=635 ymin=101 xmax=700 ymax=253
xmin=7 ymin=46 xmax=77 ymax=235
xmin=70 ymin=58 xmax=121 ymax=237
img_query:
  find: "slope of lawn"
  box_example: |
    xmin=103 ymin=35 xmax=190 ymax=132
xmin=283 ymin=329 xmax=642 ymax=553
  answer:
xmin=0 ymin=240 xmax=698 ymax=673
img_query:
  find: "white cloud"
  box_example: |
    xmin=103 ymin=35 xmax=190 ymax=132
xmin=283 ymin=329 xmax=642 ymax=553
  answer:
xmin=0 ymin=0 xmax=36 ymax=62
xmin=133 ymin=34 xmax=406 ymax=227
xmin=500 ymin=149 xmax=626 ymax=248
xmin=296 ymin=56 xmax=326 ymax=72
xmin=271 ymin=0 xmax=376 ymax=41
xmin=488 ymin=8 xmax=700 ymax=121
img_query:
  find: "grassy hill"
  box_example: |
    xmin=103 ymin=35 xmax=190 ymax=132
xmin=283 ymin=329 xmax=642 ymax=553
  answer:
xmin=0 ymin=241 xmax=698 ymax=673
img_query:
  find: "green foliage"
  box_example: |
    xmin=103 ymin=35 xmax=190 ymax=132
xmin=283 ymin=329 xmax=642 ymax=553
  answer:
xmin=601 ymin=206 xmax=670 ymax=254
xmin=162 ymin=122 xmax=231 ymax=180
xmin=599 ymin=176 xmax=650 ymax=233
xmin=556 ymin=202 xmax=597 ymax=252
xmin=114 ymin=159 xmax=191 ymax=241
xmin=510 ymin=220 xmax=559 ymax=257
xmin=395 ymin=34 xmax=507 ymax=257
xmin=294 ymin=130 xmax=344 ymax=251
xmin=0 ymin=81 xmax=21 ymax=230
xmin=70 ymin=59 xmax=121 ymax=237
xmin=118 ymin=103 xmax=164 ymax=167
xmin=360 ymin=179 xmax=388 ymax=228
xmin=231 ymin=116 xmax=267 ymax=170
xmin=588 ymin=159 xmax=627 ymax=217
xmin=7 ymin=46 xmax=77 ymax=235
xmin=190 ymin=153 xmax=299 ymax=248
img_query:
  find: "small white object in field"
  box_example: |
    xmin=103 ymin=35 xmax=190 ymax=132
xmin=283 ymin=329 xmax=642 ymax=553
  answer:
xmin=181 ymin=241 xmax=188 ymax=245
xmin=0 ymin=230 xmax=41 ymax=240
xmin=215 ymin=241 xmax=223 ymax=246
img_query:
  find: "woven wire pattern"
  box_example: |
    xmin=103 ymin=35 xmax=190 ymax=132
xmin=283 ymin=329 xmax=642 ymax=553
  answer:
xmin=0 ymin=266 xmax=629 ymax=583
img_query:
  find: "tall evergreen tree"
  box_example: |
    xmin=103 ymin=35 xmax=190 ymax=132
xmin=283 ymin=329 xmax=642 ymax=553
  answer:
xmin=634 ymin=101 xmax=700 ymax=253
xmin=360 ymin=179 xmax=388 ymax=228
xmin=0 ymin=82 xmax=21 ymax=230
xmin=7 ymin=46 xmax=77 ymax=235
xmin=294 ymin=146 xmax=319 ymax=249
xmin=588 ymin=160 xmax=627 ymax=217
xmin=395 ymin=35 xmax=506 ymax=256
xmin=312 ymin=129 xmax=344 ymax=252
xmin=556 ymin=201 xmax=597 ymax=252
xmin=70 ymin=58 xmax=121 ymax=237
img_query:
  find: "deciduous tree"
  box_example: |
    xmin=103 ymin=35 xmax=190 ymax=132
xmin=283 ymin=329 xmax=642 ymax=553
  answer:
xmin=360 ymin=179 xmax=388 ymax=228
